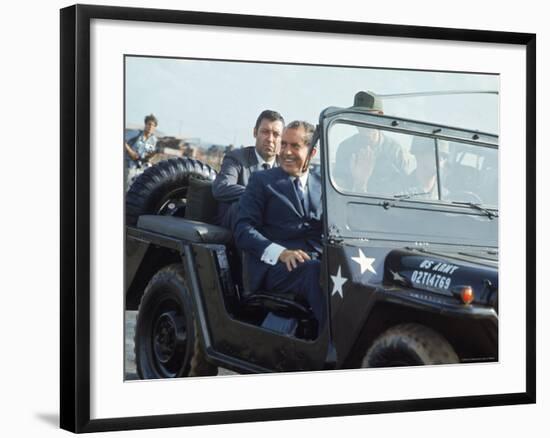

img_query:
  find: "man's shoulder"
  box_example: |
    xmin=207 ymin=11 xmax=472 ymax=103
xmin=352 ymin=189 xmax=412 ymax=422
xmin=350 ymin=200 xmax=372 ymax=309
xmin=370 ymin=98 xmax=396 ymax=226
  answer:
xmin=226 ymin=146 xmax=256 ymax=160
xmin=340 ymin=133 xmax=361 ymax=147
xmin=249 ymin=166 xmax=286 ymax=184
xmin=127 ymin=130 xmax=143 ymax=145
xmin=381 ymin=133 xmax=403 ymax=149
xmin=221 ymin=146 xmax=258 ymax=169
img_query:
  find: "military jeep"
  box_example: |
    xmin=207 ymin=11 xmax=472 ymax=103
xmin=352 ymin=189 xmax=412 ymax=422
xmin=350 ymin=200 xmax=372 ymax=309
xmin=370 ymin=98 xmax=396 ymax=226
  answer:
xmin=125 ymin=96 xmax=498 ymax=379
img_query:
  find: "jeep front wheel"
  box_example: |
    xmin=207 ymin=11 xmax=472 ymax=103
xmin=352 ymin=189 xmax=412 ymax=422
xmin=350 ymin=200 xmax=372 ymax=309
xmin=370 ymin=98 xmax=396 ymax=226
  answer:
xmin=363 ymin=323 xmax=459 ymax=367
xmin=134 ymin=264 xmax=217 ymax=379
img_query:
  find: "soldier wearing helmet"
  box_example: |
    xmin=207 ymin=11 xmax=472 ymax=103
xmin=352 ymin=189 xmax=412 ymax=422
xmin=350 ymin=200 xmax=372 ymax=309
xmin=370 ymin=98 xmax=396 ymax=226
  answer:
xmin=333 ymin=91 xmax=413 ymax=195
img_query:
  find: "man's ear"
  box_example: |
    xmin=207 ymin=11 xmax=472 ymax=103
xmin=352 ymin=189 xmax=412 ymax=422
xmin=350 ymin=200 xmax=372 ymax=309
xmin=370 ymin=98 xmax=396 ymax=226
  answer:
xmin=253 ymin=127 xmax=258 ymax=139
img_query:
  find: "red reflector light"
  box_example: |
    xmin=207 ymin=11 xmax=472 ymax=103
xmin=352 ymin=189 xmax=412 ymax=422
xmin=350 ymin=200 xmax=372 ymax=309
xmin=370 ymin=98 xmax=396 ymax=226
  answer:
xmin=460 ymin=286 xmax=475 ymax=304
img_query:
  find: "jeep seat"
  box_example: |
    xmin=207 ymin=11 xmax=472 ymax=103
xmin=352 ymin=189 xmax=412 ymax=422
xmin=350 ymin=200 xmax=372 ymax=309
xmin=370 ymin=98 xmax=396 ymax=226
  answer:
xmin=137 ymin=215 xmax=232 ymax=245
xmin=239 ymin=290 xmax=318 ymax=339
xmin=240 ymin=291 xmax=313 ymax=320
xmin=237 ymin=252 xmax=315 ymax=320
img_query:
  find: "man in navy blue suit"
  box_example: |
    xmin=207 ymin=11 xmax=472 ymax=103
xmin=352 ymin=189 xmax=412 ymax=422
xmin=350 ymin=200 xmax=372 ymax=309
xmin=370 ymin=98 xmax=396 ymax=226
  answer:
xmin=234 ymin=121 xmax=325 ymax=326
xmin=212 ymin=110 xmax=285 ymax=230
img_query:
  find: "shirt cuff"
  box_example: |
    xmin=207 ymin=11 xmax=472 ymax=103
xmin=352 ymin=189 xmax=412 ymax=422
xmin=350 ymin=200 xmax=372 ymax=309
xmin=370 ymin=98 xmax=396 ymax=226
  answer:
xmin=261 ymin=243 xmax=286 ymax=266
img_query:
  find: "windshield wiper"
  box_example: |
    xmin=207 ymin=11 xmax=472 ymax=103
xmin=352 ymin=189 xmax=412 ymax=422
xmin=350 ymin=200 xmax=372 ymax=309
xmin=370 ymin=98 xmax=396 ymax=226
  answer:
xmin=393 ymin=191 xmax=432 ymax=200
xmin=452 ymin=201 xmax=498 ymax=219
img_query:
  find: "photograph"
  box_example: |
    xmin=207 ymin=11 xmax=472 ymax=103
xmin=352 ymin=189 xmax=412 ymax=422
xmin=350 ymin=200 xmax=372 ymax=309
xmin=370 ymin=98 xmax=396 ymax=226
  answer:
xmin=2 ymin=0 xmax=545 ymax=436
xmin=58 ymin=3 xmax=536 ymax=432
xmin=123 ymin=56 xmax=499 ymax=380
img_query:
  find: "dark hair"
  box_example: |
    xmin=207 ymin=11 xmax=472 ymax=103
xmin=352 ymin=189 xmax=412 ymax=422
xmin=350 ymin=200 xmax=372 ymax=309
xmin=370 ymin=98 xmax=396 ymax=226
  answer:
xmin=144 ymin=114 xmax=158 ymax=126
xmin=286 ymin=120 xmax=315 ymax=146
xmin=254 ymin=110 xmax=285 ymax=131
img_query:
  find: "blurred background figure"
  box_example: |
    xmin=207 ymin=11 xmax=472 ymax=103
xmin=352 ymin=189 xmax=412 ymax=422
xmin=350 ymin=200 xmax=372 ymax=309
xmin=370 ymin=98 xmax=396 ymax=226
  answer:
xmin=125 ymin=114 xmax=159 ymax=190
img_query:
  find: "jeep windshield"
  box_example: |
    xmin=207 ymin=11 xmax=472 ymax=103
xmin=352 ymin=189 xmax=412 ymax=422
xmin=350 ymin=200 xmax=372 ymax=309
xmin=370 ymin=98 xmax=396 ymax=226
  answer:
xmin=328 ymin=120 xmax=498 ymax=209
xmin=320 ymin=110 xmax=498 ymax=247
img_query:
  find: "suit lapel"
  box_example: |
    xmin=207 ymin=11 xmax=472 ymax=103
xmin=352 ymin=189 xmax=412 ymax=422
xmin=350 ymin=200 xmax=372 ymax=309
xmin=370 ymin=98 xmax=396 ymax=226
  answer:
xmin=247 ymin=147 xmax=259 ymax=169
xmin=268 ymin=169 xmax=322 ymax=218
xmin=266 ymin=168 xmax=304 ymax=217
xmin=306 ymin=172 xmax=322 ymax=218
xmin=241 ymin=147 xmax=259 ymax=185
xmin=285 ymin=172 xmax=306 ymax=216
xmin=291 ymin=177 xmax=305 ymax=216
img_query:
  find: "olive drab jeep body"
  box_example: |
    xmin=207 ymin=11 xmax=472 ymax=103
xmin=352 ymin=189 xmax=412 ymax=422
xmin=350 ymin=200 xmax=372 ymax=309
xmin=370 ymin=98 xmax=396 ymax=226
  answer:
xmin=125 ymin=96 xmax=498 ymax=379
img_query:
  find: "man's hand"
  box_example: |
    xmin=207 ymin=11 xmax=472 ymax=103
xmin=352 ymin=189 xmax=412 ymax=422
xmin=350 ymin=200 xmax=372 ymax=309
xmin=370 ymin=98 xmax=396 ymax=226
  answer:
xmin=125 ymin=142 xmax=139 ymax=161
xmin=279 ymin=249 xmax=311 ymax=272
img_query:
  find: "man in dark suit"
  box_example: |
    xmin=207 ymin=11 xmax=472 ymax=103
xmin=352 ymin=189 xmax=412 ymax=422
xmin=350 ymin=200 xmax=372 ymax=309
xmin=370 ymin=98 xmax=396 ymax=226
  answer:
xmin=212 ymin=110 xmax=285 ymax=229
xmin=234 ymin=121 xmax=325 ymax=326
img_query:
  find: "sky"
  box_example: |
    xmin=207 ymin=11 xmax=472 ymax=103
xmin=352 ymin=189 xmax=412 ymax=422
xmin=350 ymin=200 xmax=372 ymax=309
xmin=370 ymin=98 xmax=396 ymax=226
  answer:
xmin=125 ymin=56 xmax=499 ymax=147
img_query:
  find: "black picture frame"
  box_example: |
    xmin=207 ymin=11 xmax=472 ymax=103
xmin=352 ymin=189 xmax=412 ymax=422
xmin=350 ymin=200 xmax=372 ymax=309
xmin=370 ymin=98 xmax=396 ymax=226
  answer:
xmin=60 ymin=4 xmax=536 ymax=433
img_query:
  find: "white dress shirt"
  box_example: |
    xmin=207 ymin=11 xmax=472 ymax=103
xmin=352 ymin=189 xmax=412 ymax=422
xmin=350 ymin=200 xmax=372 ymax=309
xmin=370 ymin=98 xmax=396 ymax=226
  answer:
xmin=254 ymin=149 xmax=276 ymax=169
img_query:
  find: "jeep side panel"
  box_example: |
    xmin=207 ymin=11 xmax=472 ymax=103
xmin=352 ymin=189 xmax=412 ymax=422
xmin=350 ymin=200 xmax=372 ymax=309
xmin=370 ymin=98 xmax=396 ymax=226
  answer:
xmin=125 ymin=227 xmax=184 ymax=310
xmin=188 ymin=244 xmax=331 ymax=372
xmin=126 ymin=225 xmax=331 ymax=373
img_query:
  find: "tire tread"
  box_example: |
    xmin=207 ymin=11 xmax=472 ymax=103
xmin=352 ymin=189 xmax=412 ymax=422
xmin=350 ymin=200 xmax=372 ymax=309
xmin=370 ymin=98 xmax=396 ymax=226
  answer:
xmin=364 ymin=323 xmax=459 ymax=367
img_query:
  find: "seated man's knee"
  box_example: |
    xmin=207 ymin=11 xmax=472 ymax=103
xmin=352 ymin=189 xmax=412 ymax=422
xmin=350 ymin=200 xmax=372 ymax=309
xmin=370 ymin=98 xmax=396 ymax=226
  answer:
xmin=299 ymin=259 xmax=321 ymax=288
xmin=299 ymin=258 xmax=320 ymax=273
xmin=309 ymin=259 xmax=321 ymax=276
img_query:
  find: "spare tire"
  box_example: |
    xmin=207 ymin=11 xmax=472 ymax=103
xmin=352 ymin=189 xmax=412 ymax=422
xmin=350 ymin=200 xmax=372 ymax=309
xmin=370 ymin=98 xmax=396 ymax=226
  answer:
xmin=126 ymin=158 xmax=217 ymax=226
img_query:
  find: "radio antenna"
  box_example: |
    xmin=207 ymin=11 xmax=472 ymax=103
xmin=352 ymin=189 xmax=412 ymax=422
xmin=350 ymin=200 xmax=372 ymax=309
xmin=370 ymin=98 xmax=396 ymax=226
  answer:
xmin=379 ymin=90 xmax=498 ymax=99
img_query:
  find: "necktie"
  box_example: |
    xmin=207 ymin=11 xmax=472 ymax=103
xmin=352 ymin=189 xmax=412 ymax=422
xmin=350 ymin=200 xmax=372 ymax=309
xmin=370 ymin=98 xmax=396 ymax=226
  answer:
xmin=294 ymin=177 xmax=305 ymax=212
xmin=262 ymin=163 xmax=270 ymax=170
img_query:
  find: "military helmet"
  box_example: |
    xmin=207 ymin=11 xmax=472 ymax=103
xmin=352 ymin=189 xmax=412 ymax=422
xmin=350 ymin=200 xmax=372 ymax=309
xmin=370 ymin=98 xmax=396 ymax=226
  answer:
xmin=353 ymin=91 xmax=383 ymax=112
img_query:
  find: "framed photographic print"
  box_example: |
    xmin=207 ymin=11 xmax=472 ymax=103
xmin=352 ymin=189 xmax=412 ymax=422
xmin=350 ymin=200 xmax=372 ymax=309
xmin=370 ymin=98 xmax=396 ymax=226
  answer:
xmin=60 ymin=4 xmax=536 ymax=433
